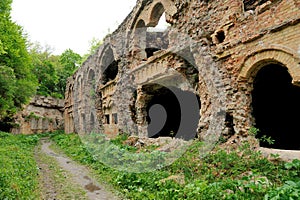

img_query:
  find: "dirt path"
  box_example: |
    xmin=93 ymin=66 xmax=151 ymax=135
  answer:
xmin=35 ymin=138 xmax=119 ymax=200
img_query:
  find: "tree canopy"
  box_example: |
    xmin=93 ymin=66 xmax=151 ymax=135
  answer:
xmin=29 ymin=44 xmax=81 ymax=99
xmin=0 ymin=0 xmax=37 ymax=126
xmin=0 ymin=0 xmax=99 ymax=131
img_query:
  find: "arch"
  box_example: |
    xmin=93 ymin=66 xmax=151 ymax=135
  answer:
xmin=142 ymin=84 xmax=200 ymax=140
xmin=100 ymin=45 xmax=115 ymax=68
xmin=87 ymin=69 xmax=96 ymax=89
xmin=88 ymin=69 xmax=95 ymax=81
xmin=252 ymin=63 xmax=300 ymax=150
xmin=99 ymin=45 xmax=119 ymax=85
xmin=131 ymin=2 xmax=172 ymax=61
xmin=74 ymin=74 xmax=83 ymax=100
xmin=239 ymin=48 xmax=300 ymax=85
xmin=148 ymin=3 xmax=165 ymax=27
xmin=135 ymin=19 xmax=146 ymax=29
xmin=132 ymin=19 xmax=147 ymax=60
xmin=130 ymin=0 xmax=177 ymax=30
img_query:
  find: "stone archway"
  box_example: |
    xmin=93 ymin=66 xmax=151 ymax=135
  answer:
xmin=252 ymin=63 xmax=300 ymax=150
xmin=240 ymin=49 xmax=300 ymax=150
xmin=131 ymin=2 xmax=171 ymax=62
xmin=239 ymin=48 xmax=300 ymax=85
xmin=148 ymin=2 xmax=165 ymax=27
xmin=99 ymin=46 xmax=118 ymax=85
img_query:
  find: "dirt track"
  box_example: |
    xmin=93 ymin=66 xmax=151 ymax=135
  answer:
xmin=35 ymin=138 xmax=119 ymax=200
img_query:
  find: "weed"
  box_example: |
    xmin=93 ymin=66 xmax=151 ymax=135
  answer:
xmin=0 ymin=132 xmax=40 ymax=199
xmin=49 ymin=131 xmax=300 ymax=199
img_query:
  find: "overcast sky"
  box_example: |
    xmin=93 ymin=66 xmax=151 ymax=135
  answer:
xmin=11 ymin=0 xmax=137 ymax=55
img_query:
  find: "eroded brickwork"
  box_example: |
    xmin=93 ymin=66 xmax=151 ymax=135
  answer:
xmin=64 ymin=0 xmax=300 ymax=147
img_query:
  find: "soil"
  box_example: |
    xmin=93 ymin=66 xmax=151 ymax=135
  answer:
xmin=35 ymin=138 xmax=119 ymax=200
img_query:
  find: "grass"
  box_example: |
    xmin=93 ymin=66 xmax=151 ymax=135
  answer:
xmin=0 ymin=132 xmax=40 ymax=200
xmin=35 ymin=141 xmax=88 ymax=199
xmin=49 ymin=131 xmax=300 ymax=200
xmin=1 ymin=131 xmax=299 ymax=199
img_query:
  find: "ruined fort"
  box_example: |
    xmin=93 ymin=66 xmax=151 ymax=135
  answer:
xmin=60 ymin=0 xmax=300 ymax=150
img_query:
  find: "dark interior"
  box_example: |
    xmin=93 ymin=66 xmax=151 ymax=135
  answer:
xmin=102 ymin=60 xmax=118 ymax=85
xmin=145 ymin=48 xmax=161 ymax=58
xmin=144 ymin=84 xmax=200 ymax=140
xmin=252 ymin=64 xmax=300 ymax=150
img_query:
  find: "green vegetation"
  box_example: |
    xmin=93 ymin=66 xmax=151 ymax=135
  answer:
xmin=30 ymin=44 xmax=82 ymax=99
xmin=81 ymin=37 xmax=102 ymax=62
xmin=0 ymin=0 xmax=37 ymax=125
xmin=249 ymin=127 xmax=275 ymax=146
xmin=50 ymin=132 xmax=300 ymax=200
xmin=0 ymin=0 xmax=105 ymax=131
xmin=0 ymin=132 xmax=40 ymax=199
xmin=0 ymin=0 xmax=83 ymax=130
xmin=1 ymin=131 xmax=300 ymax=199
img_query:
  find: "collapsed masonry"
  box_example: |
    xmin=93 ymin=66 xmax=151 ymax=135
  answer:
xmin=64 ymin=0 xmax=300 ymax=150
xmin=11 ymin=96 xmax=64 ymax=134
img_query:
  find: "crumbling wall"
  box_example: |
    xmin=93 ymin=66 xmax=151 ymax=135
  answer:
xmin=64 ymin=0 xmax=300 ymax=147
xmin=64 ymin=74 xmax=76 ymax=134
xmin=11 ymin=96 xmax=64 ymax=134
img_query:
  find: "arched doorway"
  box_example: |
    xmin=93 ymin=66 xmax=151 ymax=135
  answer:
xmin=100 ymin=46 xmax=118 ymax=85
xmin=142 ymin=84 xmax=200 ymax=140
xmin=252 ymin=63 xmax=300 ymax=150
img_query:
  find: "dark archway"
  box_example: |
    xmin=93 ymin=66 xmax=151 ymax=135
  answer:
xmin=102 ymin=60 xmax=118 ymax=85
xmin=101 ymin=46 xmax=118 ymax=85
xmin=143 ymin=84 xmax=200 ymax=139
xmin=252 ymin=63 xmax=300 ymax=150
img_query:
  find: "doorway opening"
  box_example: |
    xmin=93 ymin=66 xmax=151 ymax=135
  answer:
xmin=252 ymin=63 xmax=300 ymax=150
xmin=142 ymin=84 xmax=200 ymax=139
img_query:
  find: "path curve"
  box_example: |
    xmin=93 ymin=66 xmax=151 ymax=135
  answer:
xmin=38 ymin=138 xmax=119 ymax=200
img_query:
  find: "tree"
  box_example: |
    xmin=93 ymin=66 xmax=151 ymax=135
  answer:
xmin=57 ymin=49 xmax=81 ymax=97
xmin=0 ymin=0 xmax=37 ymax=127
xmin=29 ymin=42 xmax=60 ymax=98
xmin=29 ymin=44 xmax=81 ymax=99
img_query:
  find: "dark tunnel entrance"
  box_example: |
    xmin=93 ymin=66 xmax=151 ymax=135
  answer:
xmin=252 ymin=63 xmax=300 ymax=150
xmin=143 ymin=84 xmax=200 ymax=140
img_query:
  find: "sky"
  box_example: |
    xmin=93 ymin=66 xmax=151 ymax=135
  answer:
xmin=11 ymin=0 xmax=137 ymax=55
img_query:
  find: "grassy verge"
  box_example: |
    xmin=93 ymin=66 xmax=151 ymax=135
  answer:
xmin=50 ymin=132 xmax=300 ymax=199
xmin=0 ymin=132 xmax=40 ymax=200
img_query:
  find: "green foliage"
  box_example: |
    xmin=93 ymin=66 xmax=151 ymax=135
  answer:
xmin=260 ymin=135 xmax=275 ymax=145
xmin=0 ymin=0 xmax=37 ymax=123
xmin=285 ymin=159 xmax=300 ymax=171
xmin=0 ymin=132 xmax=40 ymax=199
xmin=0 ymin=66 xmax=16 ymax=118
xmin=0 ymin=0 xmax=12 ymax=17
xmin=50 ymin=132 xmax=300 ymax=200
xmin=249 ymin=126 xmax=260 ymax=136
xmin=29 ymin=43 xmax=60 ymax=97
xmin=56 ymin=49 xmax=81 ymax=96
xmin=81 ymin=37 xmax=102 ymax=63
xmin=265 ymin=181 xmax=300 ymax=200
xmin=29 ymin=44 xmax=81 ymax=99
xmin=249 ymin=127 xmax=275 ymax=145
